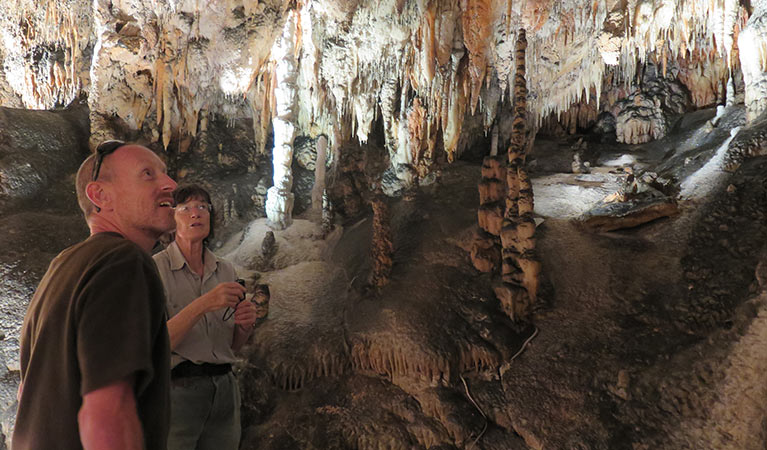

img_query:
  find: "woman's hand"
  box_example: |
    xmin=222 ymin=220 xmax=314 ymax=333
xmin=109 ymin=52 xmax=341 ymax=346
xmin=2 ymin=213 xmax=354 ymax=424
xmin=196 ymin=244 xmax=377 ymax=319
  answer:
xmin=200 ymin=282 xmax=246 ymax=313
xmin=233 ymin=300 xmax=259 ymax=328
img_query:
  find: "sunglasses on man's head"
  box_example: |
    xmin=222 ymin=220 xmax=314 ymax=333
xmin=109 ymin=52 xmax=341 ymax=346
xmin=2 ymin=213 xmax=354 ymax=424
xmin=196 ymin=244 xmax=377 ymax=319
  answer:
xmin=91 ymin=140 xmax=126 ymax=181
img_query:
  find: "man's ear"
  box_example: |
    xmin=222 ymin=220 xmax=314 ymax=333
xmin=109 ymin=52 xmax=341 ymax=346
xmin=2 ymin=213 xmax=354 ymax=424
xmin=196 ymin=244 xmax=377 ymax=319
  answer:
xmin=85 ymin=181 xmax=109 ymax=212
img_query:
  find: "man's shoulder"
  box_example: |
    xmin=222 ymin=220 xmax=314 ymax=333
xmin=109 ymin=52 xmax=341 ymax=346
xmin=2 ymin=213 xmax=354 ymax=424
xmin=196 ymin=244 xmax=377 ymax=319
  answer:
xmin=152 ymin=245 xmax=170 ymax=261
xmin=65 ymin=232 xmax=151 ymax=267
xmin=151 ymin=245 xmax=172 ymax=273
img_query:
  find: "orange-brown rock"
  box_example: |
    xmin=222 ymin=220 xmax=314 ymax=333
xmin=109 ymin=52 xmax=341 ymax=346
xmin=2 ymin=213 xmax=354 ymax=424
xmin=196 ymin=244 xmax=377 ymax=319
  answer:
xmin=478 ymin=178 xmax=506 ymax=204
xmin=369 ymin=196 xmax=394 ymax=288
xmin=518 ymin=253 xmax=541 ymax=302
xmin=578 ymin=198 xmax=678 ymax=232
xmin=470 ymin=238 xmax=500 ymax=272
xmin=481 ymin=155 xmax=507 ymax=180
xmin=493 ymin=282 xmax=530 ymax=322
xmin=478 ymin=202 xmax=505 ymax=236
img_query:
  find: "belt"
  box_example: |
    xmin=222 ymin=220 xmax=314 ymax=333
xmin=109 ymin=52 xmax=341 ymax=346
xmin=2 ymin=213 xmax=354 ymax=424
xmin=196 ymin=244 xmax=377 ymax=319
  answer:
xmin=171 ymin=361 xmax=232 ymax=379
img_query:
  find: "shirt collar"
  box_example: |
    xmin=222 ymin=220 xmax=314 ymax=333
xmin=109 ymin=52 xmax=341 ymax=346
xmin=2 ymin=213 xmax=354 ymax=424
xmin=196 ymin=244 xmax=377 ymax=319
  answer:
xmin=167 ymin=241 xmax=220 ymax=277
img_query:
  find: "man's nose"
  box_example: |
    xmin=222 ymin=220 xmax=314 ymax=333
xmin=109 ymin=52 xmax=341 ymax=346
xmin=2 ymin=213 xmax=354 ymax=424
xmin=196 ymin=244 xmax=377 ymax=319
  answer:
xmin=161 ymin=173 xmax=177 ymax=191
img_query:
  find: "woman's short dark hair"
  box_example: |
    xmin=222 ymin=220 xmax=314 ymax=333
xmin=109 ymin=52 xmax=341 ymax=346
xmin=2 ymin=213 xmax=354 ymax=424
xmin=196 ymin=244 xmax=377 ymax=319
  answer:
xmin=173 ymin=184 xmax=216 ymax=244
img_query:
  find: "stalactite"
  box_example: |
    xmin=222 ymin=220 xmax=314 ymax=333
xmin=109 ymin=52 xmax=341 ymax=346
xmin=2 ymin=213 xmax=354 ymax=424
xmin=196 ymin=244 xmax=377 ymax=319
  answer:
xmin=461 ymin=0 xmax=492 ymax=114
xmin=248 ymin=63 xmax=274 ymax=156
xmin=722 ymin=0 xmax=740 ymax=67
xmin=2 ymin=1 xmax=83 ymax=110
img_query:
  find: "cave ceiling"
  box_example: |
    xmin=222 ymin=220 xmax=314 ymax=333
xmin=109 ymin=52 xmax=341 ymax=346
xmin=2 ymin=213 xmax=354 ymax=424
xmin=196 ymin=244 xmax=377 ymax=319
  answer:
xmin=0 ymin=0 xmax=759 ymax=160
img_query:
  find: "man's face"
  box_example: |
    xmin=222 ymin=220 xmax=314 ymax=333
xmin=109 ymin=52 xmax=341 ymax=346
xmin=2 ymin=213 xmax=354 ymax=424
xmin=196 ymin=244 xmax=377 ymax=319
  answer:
xmin=101 ymin=145 xmax=177 ymax=239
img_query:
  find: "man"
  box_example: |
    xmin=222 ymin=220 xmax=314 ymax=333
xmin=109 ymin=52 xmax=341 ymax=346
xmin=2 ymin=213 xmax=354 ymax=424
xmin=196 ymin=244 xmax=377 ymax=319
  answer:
xmin=12 ymin=142 xmax=177 ymax=450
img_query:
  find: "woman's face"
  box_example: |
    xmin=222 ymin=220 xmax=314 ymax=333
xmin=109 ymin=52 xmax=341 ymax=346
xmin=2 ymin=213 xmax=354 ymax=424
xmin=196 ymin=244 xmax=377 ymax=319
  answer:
xmin=173 ymin=196 xmax=211 ymax=243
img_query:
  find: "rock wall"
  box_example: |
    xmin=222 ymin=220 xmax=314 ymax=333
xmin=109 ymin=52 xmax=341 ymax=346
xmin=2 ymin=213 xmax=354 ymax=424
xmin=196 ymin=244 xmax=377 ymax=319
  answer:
xmin=0 ymin=105 xmax=90 ymax=446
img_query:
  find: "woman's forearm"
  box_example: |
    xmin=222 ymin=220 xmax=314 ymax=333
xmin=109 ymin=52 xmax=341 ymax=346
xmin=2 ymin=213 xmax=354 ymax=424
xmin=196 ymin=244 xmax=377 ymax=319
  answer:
xmin=231 ymin=324 xmax=252 ymax=352
xmin=167 ymin=297 xmax=208 ymax=350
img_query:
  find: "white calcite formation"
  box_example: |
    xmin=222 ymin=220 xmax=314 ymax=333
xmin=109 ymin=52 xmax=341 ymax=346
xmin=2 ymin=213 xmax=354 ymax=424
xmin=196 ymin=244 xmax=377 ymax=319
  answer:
xmin=739 ymin=0 xmax=767 ymax=122
xmin=0 ymin=0 xmax=764 ymax=191
xmin=266 ymin=12 xmax=299 ymax=229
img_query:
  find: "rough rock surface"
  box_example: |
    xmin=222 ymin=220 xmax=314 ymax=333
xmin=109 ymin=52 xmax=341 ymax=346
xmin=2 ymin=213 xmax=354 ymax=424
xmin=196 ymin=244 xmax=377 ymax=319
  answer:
xmin=578 ymin=198 xmax=679 ymax=232
xmin=614 ymin=76 xmax=691 ymax=144
xmin=0 ymin=106 xmax=90 ymax=444
xmin=0 ymin=105 xmax=89 ymax=208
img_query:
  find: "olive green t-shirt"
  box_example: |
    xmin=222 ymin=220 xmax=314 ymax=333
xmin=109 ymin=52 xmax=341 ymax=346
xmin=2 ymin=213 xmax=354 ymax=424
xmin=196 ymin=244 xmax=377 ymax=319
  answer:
xmin=13 ymin=232 xmax=170 ymax=450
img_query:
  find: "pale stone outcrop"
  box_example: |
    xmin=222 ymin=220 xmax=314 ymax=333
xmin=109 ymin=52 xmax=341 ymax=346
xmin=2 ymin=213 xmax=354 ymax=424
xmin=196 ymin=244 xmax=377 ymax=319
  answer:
xmin=739 ymin=0 xmax=767 ymax=122
xmin=266 ymin=12 xmax=300 ymax=229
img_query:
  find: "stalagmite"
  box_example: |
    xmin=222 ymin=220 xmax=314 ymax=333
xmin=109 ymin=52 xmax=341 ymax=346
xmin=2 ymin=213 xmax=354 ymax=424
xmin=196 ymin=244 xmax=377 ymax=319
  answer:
xmin=369 ymin=195 xmax=394 ymax=288
xmin=321 ymin=190 xmax=334 ymax=237
xmin=497 ymin=29 xmax=540 ymax=321
xmin=311 ymin=135 xmax=329 ymax=219
xmin=266 ymin=13 xmax=299 ymax=229
xmin=473 ymin=155 xmax=505 ymax=272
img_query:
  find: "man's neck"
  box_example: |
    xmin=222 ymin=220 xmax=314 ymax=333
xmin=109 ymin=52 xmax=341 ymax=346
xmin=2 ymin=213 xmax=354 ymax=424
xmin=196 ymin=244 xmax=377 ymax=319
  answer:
xmin=89 ymin=217 xmax=156 ymax=254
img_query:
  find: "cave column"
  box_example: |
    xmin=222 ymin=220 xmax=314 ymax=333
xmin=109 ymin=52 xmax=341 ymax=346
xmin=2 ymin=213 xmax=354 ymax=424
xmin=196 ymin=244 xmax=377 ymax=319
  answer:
xmin=738 ymin=0 xmax=767 ymax=122
xmin=266 ymin=12 xmax=299 ymax=229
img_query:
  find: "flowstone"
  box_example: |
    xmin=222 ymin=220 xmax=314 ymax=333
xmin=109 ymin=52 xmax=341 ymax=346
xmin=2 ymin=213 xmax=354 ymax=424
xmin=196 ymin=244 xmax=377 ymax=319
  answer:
xmin=231 ymin=164 xmax=538 ymax=449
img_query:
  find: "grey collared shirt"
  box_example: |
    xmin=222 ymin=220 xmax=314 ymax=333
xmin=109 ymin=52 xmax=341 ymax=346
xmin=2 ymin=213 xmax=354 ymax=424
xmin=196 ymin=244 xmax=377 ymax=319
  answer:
xmin=153 ymin=242 xmax=237 ymax=368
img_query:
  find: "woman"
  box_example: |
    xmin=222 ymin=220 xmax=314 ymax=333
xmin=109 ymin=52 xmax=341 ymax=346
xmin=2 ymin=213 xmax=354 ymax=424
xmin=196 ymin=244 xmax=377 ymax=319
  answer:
xmin=153 ymin=184 xmax=266 ymax=450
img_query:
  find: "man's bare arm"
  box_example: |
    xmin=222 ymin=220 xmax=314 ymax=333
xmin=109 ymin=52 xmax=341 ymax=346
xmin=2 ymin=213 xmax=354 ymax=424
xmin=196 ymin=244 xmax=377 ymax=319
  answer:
xmin=78 ymin=376 xmax=143 ymax=450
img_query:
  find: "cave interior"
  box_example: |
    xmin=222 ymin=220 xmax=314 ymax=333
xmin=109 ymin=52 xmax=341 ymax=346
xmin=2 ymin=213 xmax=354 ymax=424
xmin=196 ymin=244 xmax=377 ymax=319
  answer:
xmin=2 ymin=0 xmax=767 ymax=448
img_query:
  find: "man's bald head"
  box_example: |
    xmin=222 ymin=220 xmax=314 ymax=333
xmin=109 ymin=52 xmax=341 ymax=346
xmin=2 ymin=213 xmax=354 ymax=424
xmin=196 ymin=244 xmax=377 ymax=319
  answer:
xmin=75 ymin=142 xmax=122 ymax=220
xmin=76 ymin=153 xmax=100 ymax=220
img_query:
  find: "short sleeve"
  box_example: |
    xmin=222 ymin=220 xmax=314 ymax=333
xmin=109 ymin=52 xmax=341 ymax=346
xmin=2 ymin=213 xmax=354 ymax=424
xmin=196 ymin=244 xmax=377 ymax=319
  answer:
xmin=76 ymin=248 xmax=159 ymax=395
xmin=152 ymin=251 xmax=172 ymax=317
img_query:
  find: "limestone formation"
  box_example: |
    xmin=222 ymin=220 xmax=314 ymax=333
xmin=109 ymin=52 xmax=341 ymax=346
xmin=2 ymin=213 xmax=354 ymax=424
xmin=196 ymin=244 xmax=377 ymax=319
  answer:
xmin=579 ymin=198 xmax=679 ymax=232
xmin=368 ymin=196 xmax=394 ymax=288
xmin=496 ymin=29 xmax=540 ymax=321
xmin=474 ymin=154 xmax=506 ymax=271
xmin=615 ymin=76 xmax=691 ymax=144
xmin=266 ymin=13 xmax=299 ymax=229
xmin=321 ymin=190 xmax=334 ymax=237
xmin=261 ymin=231 xmax=277 ymax=269
xmin=2 ymin=0 xmax=758 ymax=177
xmin=311 ymin=135 xmax=329 ymax=218
xmin=739 ymin=0 xmax=767 ymax=123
